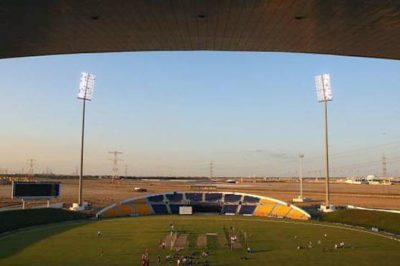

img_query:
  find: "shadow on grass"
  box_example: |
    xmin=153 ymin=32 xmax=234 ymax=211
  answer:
xmin=0 ymin=220 xmax=88 ymax=260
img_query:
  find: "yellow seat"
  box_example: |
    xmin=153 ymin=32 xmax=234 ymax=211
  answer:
xmin=260 ymin=198 xmax=276 ymax=205
xmin=100 ymin=204 xmax=132 ymax=218
xmin=254 ymin=204 xmax=275 ymax=216
xmin=132 ymin=198 xmax=147 ymax=204
xmin=286 ymin=209 xmax=307 ymax=220
xmin=270 ymin=205 xmax=291 ymax=218
xmin=122 ymin=200 xmax=153 ymax=216
xmin=100 ymin=208 xmax=116 ymax=218
xmin=131 ymin=203 xmax=153 ymax=215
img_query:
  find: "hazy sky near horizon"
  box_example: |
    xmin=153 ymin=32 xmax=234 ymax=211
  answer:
xmin=1 ymin=51 xmax=400 ymax=177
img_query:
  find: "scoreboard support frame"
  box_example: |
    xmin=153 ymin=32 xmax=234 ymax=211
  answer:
xmin=12 ymin=181 xmax=61 ymax=209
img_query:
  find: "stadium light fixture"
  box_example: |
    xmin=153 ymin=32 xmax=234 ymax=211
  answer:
xmin=293 ymin=153 xmax=310 ymax=203
xmin=76 ymin=72 xmax=95 ymax=209
xmin=299 ymin=154 xmax=304 ymax=198
xmin=315 ymin=74 xmax=335 ymax=212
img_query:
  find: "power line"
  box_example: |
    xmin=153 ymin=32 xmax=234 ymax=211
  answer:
xmin=109 ymin=151 xmax=123 ymax=180
xmin=284 ymin=140 xmax=400 ymax=163
xmin=382 ymin=153 xmax=387 ymax=177
xmin=27 ymin=158 xmax=36 ymax=178
xmin=209 ymin=161 xmax=213 ymax=179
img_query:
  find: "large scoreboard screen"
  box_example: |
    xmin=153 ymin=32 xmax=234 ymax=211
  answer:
xmin=12 ymin=182 xmax=60 ymax=199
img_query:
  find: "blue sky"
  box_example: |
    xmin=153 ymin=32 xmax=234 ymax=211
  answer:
xmin=0 ymin=51 xmax=400 ymax=177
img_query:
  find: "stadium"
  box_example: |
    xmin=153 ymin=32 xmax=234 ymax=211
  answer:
xmin=1 ymin=183 xmax=399 ymax=265
xmin=96 ymin=192 xmax=310 ymax=220
xmin=1 ymin=1 xmax=400 ymax=265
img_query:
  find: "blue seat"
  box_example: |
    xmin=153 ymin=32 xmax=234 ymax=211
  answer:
xmin=224 ymin=194 xmax=241 ymax=203
xmin=222 ymin=205 xmax=238 ymax=214
xmin=169 ymin=204 xmax=182 ymax=214
xmin=205 ymin=193 xmax=222 ymax=201
xmin=243 ymin=196 xmax=260 ymax=204
xmin=166 ymin=193 xmax=183 ymax=202
xmin=185 ymin=193 xmax=203 ymax=202
xmin=148 ymin=195 xmax=164 ymax=202
xmin=151 ymin=204 xmax=169 ymax=214
xmin=239 ymin=205 xmax=256 ymax=215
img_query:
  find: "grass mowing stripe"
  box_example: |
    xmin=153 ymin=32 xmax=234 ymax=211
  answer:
xmin=105 ymin=215 xmax=397 ymax=242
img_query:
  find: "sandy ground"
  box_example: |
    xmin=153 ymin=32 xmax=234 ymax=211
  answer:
xmin=0 ymin=178 xmax=399 ymax=211
xmin=174 ymin=234 xmax=188 ymax=250
xmin=196 ymin=235 xmax=207 ymax=248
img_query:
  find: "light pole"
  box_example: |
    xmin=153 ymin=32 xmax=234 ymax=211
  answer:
xmin=77 ymin=72 xmax=95 ymax=208
xmin=315 ymin=73 xmax=335 ymax=212
xmin=293 ymin=153 xmax=308 ymax=203
xmin=299 ymin=154 xmax=304 ymax=198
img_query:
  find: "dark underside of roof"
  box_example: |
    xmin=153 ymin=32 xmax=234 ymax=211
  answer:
xmin=1 ymin=0 xmax=400 ymax=59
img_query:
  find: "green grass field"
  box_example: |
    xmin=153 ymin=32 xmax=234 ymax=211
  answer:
xmin=322 ymin=209 xmax=400 ymax=235
xmin=0 ymin=216 xmax=399 ymax=266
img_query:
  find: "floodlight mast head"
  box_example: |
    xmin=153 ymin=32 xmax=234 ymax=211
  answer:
xmin=315 ymin=74 xmax=332 ymax=102
xmin=78 ymin=72 xmax=95 ymax=101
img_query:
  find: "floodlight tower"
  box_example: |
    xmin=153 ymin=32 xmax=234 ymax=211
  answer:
xmin=76 ymin=72 xmax=95 ymax=209
xmin=315 ymin=74 xmax=335 ymax=212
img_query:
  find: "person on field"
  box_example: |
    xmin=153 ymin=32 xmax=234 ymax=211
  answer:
xmin=140 ymin=248 xmax=150 ymax=266
xmin=140 ymin=254 xmax=146 ymax=266
xmin=170 ymin=222 xmax=175 ymax=237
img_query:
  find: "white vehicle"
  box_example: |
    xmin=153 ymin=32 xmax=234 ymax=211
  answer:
xmin=344 ymin=177 xmax=368 ymax=185
xmin=133 ymin=187 xmax=147 ymax=192
xmin=366 ymin=175 xmax=392 ymax=185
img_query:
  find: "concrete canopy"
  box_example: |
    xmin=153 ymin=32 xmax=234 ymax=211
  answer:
xmin=1 ymin=0 xmax=400 ymax=59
